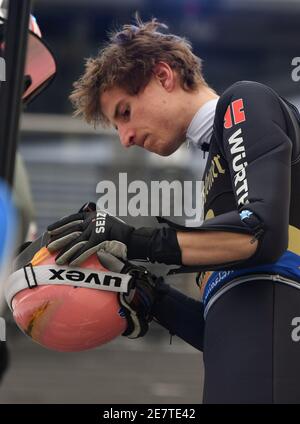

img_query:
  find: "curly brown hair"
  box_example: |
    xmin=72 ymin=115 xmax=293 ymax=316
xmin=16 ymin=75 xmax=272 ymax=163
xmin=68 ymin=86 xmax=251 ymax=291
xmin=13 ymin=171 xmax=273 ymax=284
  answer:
xmin=70 ymin=16 xmax=207 ymax=127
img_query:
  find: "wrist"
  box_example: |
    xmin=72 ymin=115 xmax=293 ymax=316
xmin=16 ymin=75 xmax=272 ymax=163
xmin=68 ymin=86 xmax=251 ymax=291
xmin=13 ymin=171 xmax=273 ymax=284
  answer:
xmin=149 ymin=227 xmax=182 ymax=265
xmin=127 ymin=227 xmax=156 ymax=260
xmin=128 ymin=227 xmax=182 ymax=265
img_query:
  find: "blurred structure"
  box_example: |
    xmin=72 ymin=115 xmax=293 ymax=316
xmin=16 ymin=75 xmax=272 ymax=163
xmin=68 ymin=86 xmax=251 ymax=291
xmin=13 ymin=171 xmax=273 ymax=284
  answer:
xmin=0 ymin=154 xmax=36 ymax=316
xmin=27 ymin=0 xmax=300 ymax=115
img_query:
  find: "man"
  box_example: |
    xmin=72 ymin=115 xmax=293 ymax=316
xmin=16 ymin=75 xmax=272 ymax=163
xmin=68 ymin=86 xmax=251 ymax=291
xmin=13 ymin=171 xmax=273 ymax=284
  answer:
xmin=47 ymin=17 xmax=300 ymax=403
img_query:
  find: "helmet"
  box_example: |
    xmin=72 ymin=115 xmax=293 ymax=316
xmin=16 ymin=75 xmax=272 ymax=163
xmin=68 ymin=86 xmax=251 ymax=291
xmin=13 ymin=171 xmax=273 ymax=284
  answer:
xmin=5 ymin=234 xmax=130 ymax=352
xmin=0 ymin=1 xmax=57 ymax=104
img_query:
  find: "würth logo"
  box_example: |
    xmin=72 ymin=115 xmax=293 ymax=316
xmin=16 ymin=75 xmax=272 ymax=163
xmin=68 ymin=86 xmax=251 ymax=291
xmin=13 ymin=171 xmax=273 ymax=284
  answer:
xmin=224 ymin=98 xmax=246 ymax=129
xmin=49 ymin=269 xmax=122 ymax=288
xmin=228 ymin=128 xmax=249 ymax=206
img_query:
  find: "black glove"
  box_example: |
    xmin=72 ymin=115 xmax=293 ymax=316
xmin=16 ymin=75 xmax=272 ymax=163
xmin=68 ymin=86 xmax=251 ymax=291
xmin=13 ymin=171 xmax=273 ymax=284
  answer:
xmin=48 ymin=202 xmax=145 ymax=265
xmin=47 ymin=202 xmax=181 ymax=266
xmin=119 ymin=263 xmax=160 ymax=338
xmin=97 ymin=251 xmax=169 ymax=339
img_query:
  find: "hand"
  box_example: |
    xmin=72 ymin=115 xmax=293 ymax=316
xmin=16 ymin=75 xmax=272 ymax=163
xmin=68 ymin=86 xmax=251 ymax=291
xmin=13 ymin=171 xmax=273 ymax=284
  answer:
xmin=47 ymin=202 xmax=135 ymax=265
xmin=47 ymin=201 xmax=181 ymax=267
xmin=98 ymin=251 xmax=168 ymax=339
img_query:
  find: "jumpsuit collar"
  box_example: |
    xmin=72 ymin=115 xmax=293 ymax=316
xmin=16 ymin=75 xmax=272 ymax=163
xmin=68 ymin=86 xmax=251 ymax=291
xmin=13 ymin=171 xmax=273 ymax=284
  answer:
xmin=186 ymin=98 xmax=219 ymax=150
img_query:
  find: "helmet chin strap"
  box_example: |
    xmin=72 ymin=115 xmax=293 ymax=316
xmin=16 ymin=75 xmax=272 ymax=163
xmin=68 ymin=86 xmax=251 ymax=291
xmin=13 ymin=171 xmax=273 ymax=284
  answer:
xmin=5 ymin=234 xmax=133 ymax=310
xmin=5 ymin=263 xmax=132 ymax=310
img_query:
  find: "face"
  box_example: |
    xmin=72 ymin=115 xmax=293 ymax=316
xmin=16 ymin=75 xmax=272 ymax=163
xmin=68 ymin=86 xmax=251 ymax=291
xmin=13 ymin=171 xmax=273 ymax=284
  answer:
xmin=100 ymin=76 xmax=186 ymax=156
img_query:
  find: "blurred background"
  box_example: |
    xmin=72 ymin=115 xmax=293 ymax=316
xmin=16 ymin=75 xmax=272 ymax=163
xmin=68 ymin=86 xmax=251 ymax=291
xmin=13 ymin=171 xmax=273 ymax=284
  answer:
xmin=0 ymin=0 xmax=300 ymax=404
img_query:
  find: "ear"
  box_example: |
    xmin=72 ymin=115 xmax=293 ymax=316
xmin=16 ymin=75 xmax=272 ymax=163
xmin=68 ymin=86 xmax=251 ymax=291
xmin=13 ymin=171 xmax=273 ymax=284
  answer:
xmin=152 ymin=62 xmax=176 ymax=92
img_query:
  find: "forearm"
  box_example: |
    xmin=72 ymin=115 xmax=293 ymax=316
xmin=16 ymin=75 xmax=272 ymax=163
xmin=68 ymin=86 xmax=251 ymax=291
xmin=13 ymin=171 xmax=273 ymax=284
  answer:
xmin=177 ymin=231 xmax=258 ymax=266
xmin=130 ymin=227 xmax=258 ymax=267
xmin=152 ymin=283 xmax=205 ymax=351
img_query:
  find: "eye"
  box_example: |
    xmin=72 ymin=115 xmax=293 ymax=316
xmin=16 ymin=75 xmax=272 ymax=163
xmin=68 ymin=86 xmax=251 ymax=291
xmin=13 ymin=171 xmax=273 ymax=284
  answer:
xmin=121 ymin=106 xmax=130 ymax=120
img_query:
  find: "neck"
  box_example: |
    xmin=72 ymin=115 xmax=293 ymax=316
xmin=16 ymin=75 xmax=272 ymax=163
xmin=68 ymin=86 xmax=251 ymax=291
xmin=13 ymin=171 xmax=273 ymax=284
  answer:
xmin=180 ymin=85 xmax=219 ymax=138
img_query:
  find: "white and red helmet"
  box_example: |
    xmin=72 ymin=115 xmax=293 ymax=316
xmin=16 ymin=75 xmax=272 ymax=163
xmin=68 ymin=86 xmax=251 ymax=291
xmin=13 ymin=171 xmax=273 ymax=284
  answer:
xmin=0 ymin=1 xmax=57 ymax=103
xmin=5 ymin=234 xmax=131 ymax=352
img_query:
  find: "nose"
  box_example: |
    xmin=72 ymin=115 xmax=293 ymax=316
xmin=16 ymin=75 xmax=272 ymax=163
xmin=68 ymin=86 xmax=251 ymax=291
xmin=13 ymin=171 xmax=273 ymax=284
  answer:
xmin=118 ymin=125 xmax=136 ymax=148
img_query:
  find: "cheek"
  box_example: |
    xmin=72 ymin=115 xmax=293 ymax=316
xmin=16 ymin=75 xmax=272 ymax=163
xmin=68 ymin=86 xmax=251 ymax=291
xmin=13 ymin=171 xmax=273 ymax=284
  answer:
xmin=150 ymin=110 xmax=175 ymax=135
xmin=140 ymin=96 xmax=171 ymax=126
xmin=136 ymin=97 xmax=177 ymax=141
xmin=160 ymin=118 xmax=180 ymax=143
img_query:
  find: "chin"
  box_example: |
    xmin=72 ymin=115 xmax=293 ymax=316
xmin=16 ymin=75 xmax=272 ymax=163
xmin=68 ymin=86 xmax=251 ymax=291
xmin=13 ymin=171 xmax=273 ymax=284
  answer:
xmin=158 ymin=148 xmax=175 ymax=157
xmin=160 ymin=142 xmax=181 ymax=156
xmin=148 ymin=140 xmax=180 ymax=157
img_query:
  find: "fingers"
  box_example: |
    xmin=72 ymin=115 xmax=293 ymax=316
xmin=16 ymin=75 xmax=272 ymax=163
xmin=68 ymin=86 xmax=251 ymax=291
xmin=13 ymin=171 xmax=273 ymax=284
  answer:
xmin=69 ymin=241 xmax=127 ymax=267
xmin=47 ymin=213 xmax=84 ymax=234
xmin=98 ymin=240 xmax=127 ymax=259
xmin=56 ymin=241 xmax=88 ymax=265
xmin=79 ymin=202 xmax=96 ymax=212
xmin=47 ymin=208 xmax=96 ymax=265
xmin=47 ymin=223 xmax=83 ymax=252
xmin=51 ymin=228 xmax=91 ymax=265
xmin=96 ymin=250 xmax=125 ymax=273
xmin=47 ymin=231 xmax=82 ymax=252
xmin=69 ymin=243 xmax=101 ymax=266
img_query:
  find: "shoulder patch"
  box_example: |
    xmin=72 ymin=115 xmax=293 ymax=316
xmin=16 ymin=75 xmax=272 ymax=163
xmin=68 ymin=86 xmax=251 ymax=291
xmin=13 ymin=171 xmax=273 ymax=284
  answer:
xmin=224 ymin=98 xmax=246 ymax=129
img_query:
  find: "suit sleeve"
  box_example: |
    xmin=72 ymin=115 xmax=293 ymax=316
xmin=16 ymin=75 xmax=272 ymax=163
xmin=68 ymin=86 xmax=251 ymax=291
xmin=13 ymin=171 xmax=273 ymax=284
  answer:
xmin=200 ymin=81 xmax=292 ymax=268
xmin=152 ymin=283 xmax=205 ymax=351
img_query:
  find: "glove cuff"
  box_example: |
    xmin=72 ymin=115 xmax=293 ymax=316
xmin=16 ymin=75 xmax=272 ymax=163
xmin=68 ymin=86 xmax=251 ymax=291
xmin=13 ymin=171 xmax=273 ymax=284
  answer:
xmin=149 ymin=227 xmax=182 ymax=265
xmin=127 ymin=227 xmax=156 ymax=260
xmin=128 ymin=227 xmax=182 ymax=265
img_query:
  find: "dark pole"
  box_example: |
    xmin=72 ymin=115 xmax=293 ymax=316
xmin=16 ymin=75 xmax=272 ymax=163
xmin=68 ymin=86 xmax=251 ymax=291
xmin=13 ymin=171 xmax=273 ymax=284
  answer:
xmin=0 ymin=0 xmax=31 ymax=185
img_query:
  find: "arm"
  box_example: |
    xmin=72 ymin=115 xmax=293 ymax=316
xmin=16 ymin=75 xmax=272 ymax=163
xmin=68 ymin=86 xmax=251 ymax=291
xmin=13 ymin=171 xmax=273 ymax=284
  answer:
xmin=152 ymin=283 xmax=205 ymax=351
xmin=177 ymin=231 xmax=257 ymax=266
xmin=204 ymin=81 xmax=291 ymax=267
